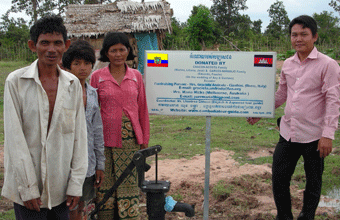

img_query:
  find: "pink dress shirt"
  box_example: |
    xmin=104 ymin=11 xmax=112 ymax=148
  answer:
xmin=275 ymin=47 xmax=340 ymax=143
xmin=90 ymin=65 xmax=150 ymax=148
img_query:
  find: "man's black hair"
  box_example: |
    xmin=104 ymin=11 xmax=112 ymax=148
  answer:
xmin=62 ymin=40 xmax=96 ymax=69
xmin=289 ymin=15 xmax=318 ymax=37
xmin=30 ymin=14 xmax=68 ymax=44
xmin=98 ymin=32 xmax=135 ymax=62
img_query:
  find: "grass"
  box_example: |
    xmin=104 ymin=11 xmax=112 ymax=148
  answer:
xmin=212 ymin=180 xmax=233 ymax=200
xmin=1 ymin=61 xmax=340 ymax=217
xmin=149 ymin=108 xmax=283 ymax=160
xmin=0 ymin=209 xmax=14 ymax=219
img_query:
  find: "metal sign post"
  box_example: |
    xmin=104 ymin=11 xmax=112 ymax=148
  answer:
xmin=203 ymin=116 xmax=211 ymax=220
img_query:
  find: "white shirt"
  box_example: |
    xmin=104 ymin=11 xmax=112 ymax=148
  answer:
xmin=1 ymin=60 xmax=88 ymax=209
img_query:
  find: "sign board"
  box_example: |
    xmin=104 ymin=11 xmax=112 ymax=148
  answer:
xmin=144 ymin=50 xmax=276 ymax=118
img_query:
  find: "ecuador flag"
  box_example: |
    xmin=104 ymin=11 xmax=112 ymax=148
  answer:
xmin=147 ymin=53 xmax=168 ymax=67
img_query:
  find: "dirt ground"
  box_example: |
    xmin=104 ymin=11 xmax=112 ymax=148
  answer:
xmin=1 ymin=60 xmax=340 ymax=219
xmin=138 ymin=149 xmax=340 ymax=219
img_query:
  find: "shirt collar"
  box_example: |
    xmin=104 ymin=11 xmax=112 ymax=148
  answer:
xmin=293 ymin=47 xmax=318 ymax=62
xmin=102 ymin=63 xmax=136 ymax=82
xmin=124 ymin=64 xmax=136 ymax=81
xmin=20 ymin=59 xmax=75 ymax=84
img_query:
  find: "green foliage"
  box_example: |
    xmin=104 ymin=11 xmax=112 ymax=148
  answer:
xmin=212 ymin=180 xmax=234 ymax=200
xmin=171 ymin=193 xmax=183 ymax=202
xmin=0 ymin=14 xmax=35 ymax=61
xmin=277 ymin=49 xmax=295 ymax=60
xmin=0 ymin=12 xmax=29 ymax=43
xmin=185 ymin=5 xmax=216 ymax=50
xmin=236 ymin=14 xmax=254 ymax=39
xmin=162 ymin=17 xmax=190 ymax=50
xmin=252 ymin=19 xmax=262 ymax=35
xmin=265 ymin=0 xmax=290 ymax=39
xmin=323 ymin=48 xmax=337 ymax=59
xmin=0 ymin=209 xmax=15 ymax=220
xmin=211 ymin=0 xmax=248 ymax=36
xmin=313 ymin=11 xmax=340 ymax=45
xmin=8 ymin=0 xmax=113 ymax=24
xmin=330 ymin=0 xmax=340 ymax=13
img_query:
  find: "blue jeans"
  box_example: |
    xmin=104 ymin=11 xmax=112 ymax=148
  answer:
xmin=14 ymin=201 xmax=69 ymax=220
xmin=272 ymin=136 xmax=324 ymax=220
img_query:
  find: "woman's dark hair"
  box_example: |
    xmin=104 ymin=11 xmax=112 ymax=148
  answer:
xmin=62 ymin=40 xmax=96 ymax=69
xmin=30 ymin=14 xmax=67 ymax=44
xmin=98 ymin=32 xmax=135 ymax=62
xmin=289 ymin=15 xmax=318 ymax=37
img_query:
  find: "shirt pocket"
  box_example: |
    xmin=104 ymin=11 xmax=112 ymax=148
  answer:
xmin=283 ymin=71 xmax=296 ymax=87
xmin=61 ymin=107 xmax=76 ymax=134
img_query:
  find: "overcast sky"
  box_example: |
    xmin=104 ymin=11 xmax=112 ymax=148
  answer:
xmin=1 ymin=0 xmax=339 ymax=32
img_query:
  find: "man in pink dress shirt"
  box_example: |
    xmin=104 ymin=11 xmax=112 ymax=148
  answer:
xmin=248 ymin=15 xmax=340 ymax=220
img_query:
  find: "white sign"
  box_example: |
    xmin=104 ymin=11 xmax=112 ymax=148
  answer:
xmin=144 ymin=50 xmax=276 ymax=118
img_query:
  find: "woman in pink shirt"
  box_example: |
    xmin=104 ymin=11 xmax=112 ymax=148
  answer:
xmin=90 ymin=32 xmax=150 ymax=220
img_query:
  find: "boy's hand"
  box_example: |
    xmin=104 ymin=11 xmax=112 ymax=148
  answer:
xmin=94 ymin=170 xmax=104 ymax=188
xmin=140 ymin=144 xmax=148 ymax=149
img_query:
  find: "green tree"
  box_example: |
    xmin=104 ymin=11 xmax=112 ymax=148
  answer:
xmin=265 ymin=0 xmax=290 ymax=39
xmin=186 ymin=5 xmax=216 ymax=50
xmin=313 ymin=11 xmax=340 ymax=44
xmin=252 ymin=19 xmax=262 ymax=35
xmin=235 ymin=14 xmax=252 ymax=37
xmin=9 ymin=0 xmax=112 ymax=24
xmin=163 ymin=17 xmax=188 ymax=50
xmin=210 ymin=0 xmax=248 ymax=36
xmin=0 ymin=12 xmax=33 ymax=61
xmin=0 ymin=11 xmax=29 ymax=43
xmin=330 ymin=0 xmax=340 ymax=13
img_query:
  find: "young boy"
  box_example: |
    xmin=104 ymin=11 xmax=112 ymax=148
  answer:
xmin=62 ymin=40 xmax=105 ymax=220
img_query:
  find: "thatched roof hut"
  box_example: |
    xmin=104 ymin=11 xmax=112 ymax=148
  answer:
xmin=64 ymin=0 xmax=173 ymax=73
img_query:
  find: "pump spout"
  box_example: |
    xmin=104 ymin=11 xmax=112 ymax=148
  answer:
xmin=164 ymin=196 xmax=195 ymax=217
xmin=172 ymin=202 xmax=195 ymax=217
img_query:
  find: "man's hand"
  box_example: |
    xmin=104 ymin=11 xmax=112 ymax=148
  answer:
xmin=318 ymin=137 xmax=333 ymax=158
xmin=247 ymin=117 xmax=261 ymax=125
xmin=140 ymin=144 xmax=148 ymax=149
xmin=23 ymin=198 xmax=42 ymax=211
xmin=94 ymin=170 xmax=105 ymax=188
xmin=66 ymin=195 xmax=80 ymax=210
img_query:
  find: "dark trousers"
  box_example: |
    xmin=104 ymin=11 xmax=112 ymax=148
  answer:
xmin=14 ymin=201 xmax=70 ymax=220
xmin=272 ymin=136 xmax=324 ymax=220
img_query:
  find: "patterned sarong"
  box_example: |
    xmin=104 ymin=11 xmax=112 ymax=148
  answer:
xmin=96 ymin=115 xmax=140 ymax=219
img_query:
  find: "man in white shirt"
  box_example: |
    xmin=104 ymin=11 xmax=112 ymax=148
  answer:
xmin=1 ymin=14 xmax=88 ymax=219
